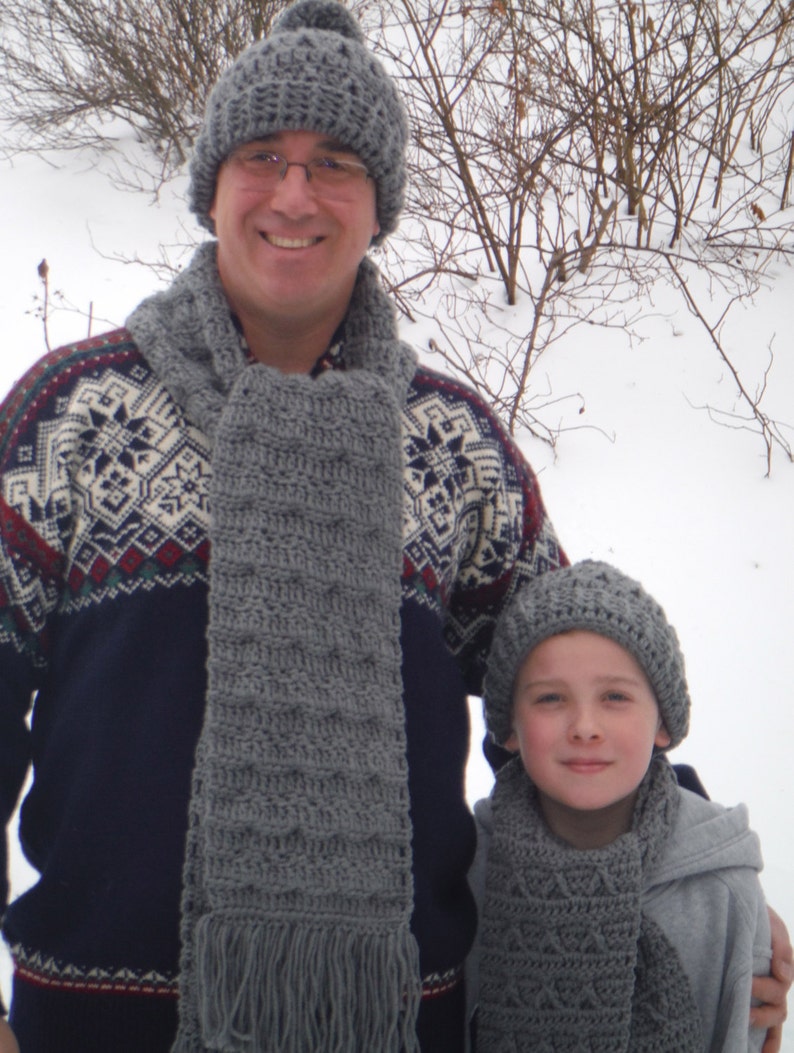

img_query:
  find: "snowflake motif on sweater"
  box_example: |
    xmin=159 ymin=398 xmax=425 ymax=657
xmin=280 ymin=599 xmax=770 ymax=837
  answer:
xmin=0 ymin=329 xmax=564 ymax=1046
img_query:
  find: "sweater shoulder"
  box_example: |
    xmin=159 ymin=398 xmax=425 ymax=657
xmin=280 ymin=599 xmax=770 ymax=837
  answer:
xmin=1 ymin=328 xmax=210 ymax=648
xmin=0 ymin=329 xmax=150 ymax=458
xmin=4 ymin=328 xmax=143 ymax=392
xmin=409 ymin=363 xmax=511 ymax=429
xmin=406 ymin=362 xmax=537 ymax=483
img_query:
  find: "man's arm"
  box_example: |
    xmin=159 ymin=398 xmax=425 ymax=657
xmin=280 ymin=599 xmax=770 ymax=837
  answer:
xmin=751 ymin=907 xmax=792 ymax=1053
xmin=0 ymin=358 xmax=66 ymax=1035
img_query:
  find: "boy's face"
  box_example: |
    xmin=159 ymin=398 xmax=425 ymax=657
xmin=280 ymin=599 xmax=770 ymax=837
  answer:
xmin=506 ymin=630 xmax=671 ymax=846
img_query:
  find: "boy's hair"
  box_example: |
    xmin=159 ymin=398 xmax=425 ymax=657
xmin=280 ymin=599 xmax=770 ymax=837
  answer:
xmin=484 ymin=560 xmax=690 ymax=749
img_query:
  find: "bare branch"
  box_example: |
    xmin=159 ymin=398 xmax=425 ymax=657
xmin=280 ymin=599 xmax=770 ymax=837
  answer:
xmin=667 ymin=258 xmax=793 ymax=476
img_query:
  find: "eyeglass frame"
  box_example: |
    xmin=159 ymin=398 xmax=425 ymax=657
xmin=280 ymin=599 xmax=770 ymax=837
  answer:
xmin=224 ymin=146 xmax=373 ymax=196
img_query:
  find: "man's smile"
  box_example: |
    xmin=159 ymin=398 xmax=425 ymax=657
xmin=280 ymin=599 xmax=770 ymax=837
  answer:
xmin=261 ymin=232 xmax=322 ymax=249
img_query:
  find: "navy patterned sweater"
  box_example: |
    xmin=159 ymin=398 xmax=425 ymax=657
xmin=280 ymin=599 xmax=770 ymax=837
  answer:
xmin=0 ymin=330 xmax=565 ymax=1049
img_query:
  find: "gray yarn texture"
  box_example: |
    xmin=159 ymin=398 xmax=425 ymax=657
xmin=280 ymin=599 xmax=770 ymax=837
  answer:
xmin=477 ymin=756 xmax=704 ymax=1052
xmin=189 ymin=0 xmax=408 ymax=242
xmin=127 ymin=244 xmax=422 ymax=1052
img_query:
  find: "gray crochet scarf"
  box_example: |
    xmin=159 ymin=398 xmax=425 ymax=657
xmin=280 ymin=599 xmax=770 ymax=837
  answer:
xmin=127 ymin=242 xmax=422 ymax=1052
xmin=477 ymin=755 xmax=704 ymax=1052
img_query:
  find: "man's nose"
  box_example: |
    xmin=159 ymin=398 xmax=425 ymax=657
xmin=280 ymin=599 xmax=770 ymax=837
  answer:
xmin=269 ymin=163 xmax=319 ymax=215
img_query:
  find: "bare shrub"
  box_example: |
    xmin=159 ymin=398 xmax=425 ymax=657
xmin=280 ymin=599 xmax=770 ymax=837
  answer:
xmin=2 ymin=0 xmax=792 ymax=469
xmin=365 ymin=0 xmax=794 ymax=470
xmin=0 ymin=0 xmax=286 ymax=170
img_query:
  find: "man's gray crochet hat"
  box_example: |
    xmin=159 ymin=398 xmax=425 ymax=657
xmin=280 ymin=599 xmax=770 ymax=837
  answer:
xmin=484 ymin=560 xmax=690 ymax=750
xmin=188 ymin=0 xmax=408 ymax=243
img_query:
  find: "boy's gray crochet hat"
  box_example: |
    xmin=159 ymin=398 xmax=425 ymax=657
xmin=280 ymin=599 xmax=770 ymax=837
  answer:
xmin=188 ymin=0 xmax=408 ymax=243
xmin=484 ymin=561 xmax=690 ymax=750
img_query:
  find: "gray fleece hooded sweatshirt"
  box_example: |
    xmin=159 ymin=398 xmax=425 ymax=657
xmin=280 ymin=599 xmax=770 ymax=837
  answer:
xmin=468 ymin=785 xmax=772 ymax=1052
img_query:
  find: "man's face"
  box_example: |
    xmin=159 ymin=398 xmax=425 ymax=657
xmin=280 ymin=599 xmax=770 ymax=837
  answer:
xmin=209 ymin=129 xmax=380 ymax=344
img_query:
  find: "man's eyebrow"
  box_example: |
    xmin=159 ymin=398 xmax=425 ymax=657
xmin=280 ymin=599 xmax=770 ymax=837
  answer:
xmin=315 ymin=137 xmax=357 ymax=154
xmin=254 ymin=133 xmax=356 ymax=155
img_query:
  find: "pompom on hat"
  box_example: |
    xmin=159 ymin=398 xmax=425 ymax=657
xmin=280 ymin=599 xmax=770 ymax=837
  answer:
xmin=188 ymin=0 xmax=408 ymax=243
xmin=484 ymin=561 xmax=691 ymax=751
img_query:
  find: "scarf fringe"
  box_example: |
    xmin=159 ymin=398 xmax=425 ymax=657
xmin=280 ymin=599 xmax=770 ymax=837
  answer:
xmin=193 ymin=913 xmax=422 ymax=1053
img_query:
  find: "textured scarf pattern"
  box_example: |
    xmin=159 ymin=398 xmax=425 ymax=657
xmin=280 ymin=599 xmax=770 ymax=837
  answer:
xmin=128 ymin=244 xmax=421 ymax=1052
xmin=477 ymin=755 xmax=703 ymax=1052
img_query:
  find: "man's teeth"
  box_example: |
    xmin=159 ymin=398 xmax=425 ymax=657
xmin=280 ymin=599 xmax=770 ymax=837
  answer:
xmin=264 ymin=234 xmax=320 ymax=248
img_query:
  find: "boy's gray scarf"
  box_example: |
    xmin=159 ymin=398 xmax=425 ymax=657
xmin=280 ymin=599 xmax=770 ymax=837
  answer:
xmin=477 ymin=755 xmax=704 ymax=1052
xmin=127 ymin=242 xmax=422 ymax=1052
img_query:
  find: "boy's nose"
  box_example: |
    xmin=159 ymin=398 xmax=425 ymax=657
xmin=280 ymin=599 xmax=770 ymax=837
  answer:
xmin=569 ymin=705 xmax=602 ymax=741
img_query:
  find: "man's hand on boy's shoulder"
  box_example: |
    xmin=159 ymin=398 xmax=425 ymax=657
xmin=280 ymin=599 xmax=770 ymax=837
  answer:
xmin=752 ymin=907 xmax=792 ymax=1053
xmin=0 ymin=1018 xmax=20 ymax=1053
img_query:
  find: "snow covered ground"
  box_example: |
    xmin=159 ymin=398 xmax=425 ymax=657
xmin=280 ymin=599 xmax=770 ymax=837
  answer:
xmin=2 ymin=135 xmax=793 ymax=1045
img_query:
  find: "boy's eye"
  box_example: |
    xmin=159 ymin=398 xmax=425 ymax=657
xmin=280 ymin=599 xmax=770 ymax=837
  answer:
xmin=604 ymin=691 xmax=630 ymax=703
xmin=534 ymin=692 xmax=563 ymax=705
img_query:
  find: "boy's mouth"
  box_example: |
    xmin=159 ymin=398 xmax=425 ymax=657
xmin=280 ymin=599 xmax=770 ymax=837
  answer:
xmin=563 ymin=759 xmax=612 ymax=773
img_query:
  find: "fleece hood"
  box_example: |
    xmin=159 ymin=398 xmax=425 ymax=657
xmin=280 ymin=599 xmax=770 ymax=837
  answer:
xmin=645 ymin=788 xmax=763 ymax=891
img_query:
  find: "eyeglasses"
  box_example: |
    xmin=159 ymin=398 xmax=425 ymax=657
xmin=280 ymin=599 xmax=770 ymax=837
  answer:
xmin=227 ymin=148 xmax=373 ymax=200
